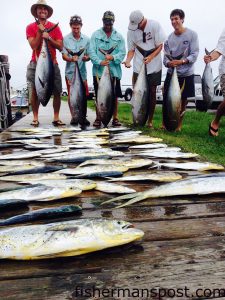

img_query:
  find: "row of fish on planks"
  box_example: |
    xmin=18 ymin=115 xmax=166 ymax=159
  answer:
xmin=0 ymin=125 xmax=224 ymax=260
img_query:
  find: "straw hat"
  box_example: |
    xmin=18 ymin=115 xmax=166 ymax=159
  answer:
xmin=31 ymin=0 xmax=53 ymax=18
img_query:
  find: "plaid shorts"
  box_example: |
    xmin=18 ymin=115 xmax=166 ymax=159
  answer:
xmin=26 ymin=61 xmax=62 ymax=95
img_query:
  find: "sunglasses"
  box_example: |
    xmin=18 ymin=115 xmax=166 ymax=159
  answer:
xmin=143 ymin=32 xmax=146 ymax=43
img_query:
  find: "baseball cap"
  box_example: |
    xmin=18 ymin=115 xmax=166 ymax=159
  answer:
xmin=128 ymin=10 xmax=144 ymax=30
xmin=102 ymin=11 xmax=115 ymax=25
xmin=70 ymin=15 xmax=82 ymax=26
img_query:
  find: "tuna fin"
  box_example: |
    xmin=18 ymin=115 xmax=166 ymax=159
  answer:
xmin=180 ymin=79 xmax=185 ymax=94
xmin=38 ymin=77 xmax=45 ymax=88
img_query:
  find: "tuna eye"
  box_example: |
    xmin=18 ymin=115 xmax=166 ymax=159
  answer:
xmin=117 ymin=221 xmax=121 ymax=225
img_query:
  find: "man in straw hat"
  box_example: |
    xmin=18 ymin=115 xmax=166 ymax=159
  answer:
xmin=26 ymin=0 xmax=65 ymax=126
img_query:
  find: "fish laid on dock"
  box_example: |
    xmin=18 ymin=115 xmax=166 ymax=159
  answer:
xmin=159 ymin=161 xmax=224 ymax=171
xmin=0 ymin=219 xmax=144 ymax=259
xmin=109 ymin=172 xmax=182 ymax=182
xmin=103 ymin=173 xmax=225 ymax=208
xmin=0 ymin=173 xmax=67 ymax=182
xmin=95 ymin=182 xmax=136 ymax=194
xmin=0 ymin=185 xmax=81 ymax=202
xmin=23 ymin=179 xmax=97 ymax=191
xmin=0 ymin=205 xmax=82 ymax=226
xmin=0 ymin=152 xmax=41 ymax=160
xmin=79 ymin=158 xmax=153 ymax=169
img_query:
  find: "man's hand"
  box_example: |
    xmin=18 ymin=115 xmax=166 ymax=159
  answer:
xmin=71 ymin=55 xmax=78 ymax=62
xmin=100 ymin=60 xmax=109 ymax=66
xmin=105 ymin=54 xmax=114 ymax=61
xmin=42 ymin=32 xmax=49 ymax=40
xmin=38 ymin=23 xmax=45 ymax=33
xmin=122 ymin=61 xmax=132 ymax=68
xmin=204 ymin=55 xmax=212 ymax=64
xmin=144 ymin=54 xmax=153 ymax=64
xmin=167 ymin=60 xmax=183 ymax=68
xmin=82 ymin=55 xmax=90 ymax=62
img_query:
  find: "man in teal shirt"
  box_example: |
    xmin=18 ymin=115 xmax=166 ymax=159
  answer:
xmin=62 ymin=15 xmax=90 ymax=125
xmin=89 ymin=11 xmax=126 ymax=127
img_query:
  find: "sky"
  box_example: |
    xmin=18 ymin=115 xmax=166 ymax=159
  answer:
xmin=1 ymin=0 xmax=224 ymax=90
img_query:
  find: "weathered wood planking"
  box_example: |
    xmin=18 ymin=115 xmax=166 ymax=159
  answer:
xmin=0 ymin=103 xmax=225 ymax=299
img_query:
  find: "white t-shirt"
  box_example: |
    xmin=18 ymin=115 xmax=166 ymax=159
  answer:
xmin=127 ymin=19 xmax=166 ymax=75
xmin=215 ymin=28 xmax=225 ymax=76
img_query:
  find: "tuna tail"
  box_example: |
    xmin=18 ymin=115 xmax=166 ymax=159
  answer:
xmin=164 ymin=48 xmax=188 ymax=61
xmin=101 ymin=192 xmax=141 ymax=205
xmin=34 ymin=18 xmax=59 ymax=33
xmin=46 ymin=23 xmax=59 ymax=33
xmin=135 ymin=44 xmax=161 ymax=58
xmin=205 ymin=48 xmax=215 ymax=55
xmin=98 ymin=45 xmax=117 ymax=55
xmin=66 ymin=48 xmax=85 ymax=57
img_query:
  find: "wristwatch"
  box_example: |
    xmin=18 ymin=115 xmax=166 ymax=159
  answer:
xmin=182 ymin=59 xmax=186 ymax=65
xmin=48 ymin=36 xmax=52 ymax=41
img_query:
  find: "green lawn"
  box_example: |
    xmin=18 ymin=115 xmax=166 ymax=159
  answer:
xmin=87 ymin=100 xmax=225 ymax=166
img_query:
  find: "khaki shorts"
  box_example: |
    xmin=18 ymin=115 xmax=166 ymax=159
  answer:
xmin=26 ymin=61 xmax=62 ymax=95
xmin=220 ymin=74 xmax=225 ymax=98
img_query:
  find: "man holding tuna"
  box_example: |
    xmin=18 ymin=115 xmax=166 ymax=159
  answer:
xmin=26 ymin=0 xmax=65 ymax=127
xmin=124 ymin=10 xmax=166 ymax=128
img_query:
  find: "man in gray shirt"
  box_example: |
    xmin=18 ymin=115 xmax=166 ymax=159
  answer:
xmin=163 ymin=9 xmax=199 ymax=131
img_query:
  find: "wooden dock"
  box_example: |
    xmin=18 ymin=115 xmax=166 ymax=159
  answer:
xmin=0 ymin=101 xmax=225 ymax=300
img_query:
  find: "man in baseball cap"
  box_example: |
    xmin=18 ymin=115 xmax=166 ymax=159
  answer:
xmin=128 ymin=10 xmax=144 ymax=31
xmin=89 ymin=11 xmax=126 ymax=127
xmin=124 ymin=10 xmax=166 ymax=128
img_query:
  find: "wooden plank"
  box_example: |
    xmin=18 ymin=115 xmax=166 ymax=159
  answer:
xmin=0 ymin=235 xmax=223 ymax=279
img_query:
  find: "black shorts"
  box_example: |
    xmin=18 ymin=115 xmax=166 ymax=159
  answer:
xmin=93 ymin=76 xmax=122 ymax=98
xmin=133 ymin=70 xmax=162 ymax=87
xmin=163 ymin=72 xmax=195 ymax=100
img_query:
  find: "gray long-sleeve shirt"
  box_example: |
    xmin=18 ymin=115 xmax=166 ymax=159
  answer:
xmin=163 ymin=28 xmax=199 ymax=77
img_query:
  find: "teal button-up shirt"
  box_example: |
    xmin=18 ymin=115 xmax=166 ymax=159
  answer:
xmin=89 ymin=28 xmax=126 ymax=79
xmin=62 ymin=32 xmax=90 ymax=81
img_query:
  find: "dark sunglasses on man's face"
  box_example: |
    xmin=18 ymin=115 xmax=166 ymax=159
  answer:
xmin=143 ymin=32 xmax=146 ymax=43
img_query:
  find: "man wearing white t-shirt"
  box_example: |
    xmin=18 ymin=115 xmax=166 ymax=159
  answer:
xmin=204 ymin=28 xmax=225 ymax=137
xmin=123 ymin=10 xmax=166 ymax=128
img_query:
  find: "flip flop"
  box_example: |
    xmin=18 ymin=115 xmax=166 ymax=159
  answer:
xmin=209 ymin=123 xmax=218 ymax=137
xmin=30 ymin=120 xmax=39 ymax=127
xmin=112 ymin=119 xmax=121 ymax=127
xmin=52 ymin=120 xmax=66 ymax=126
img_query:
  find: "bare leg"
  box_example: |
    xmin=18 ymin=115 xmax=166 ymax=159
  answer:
xmin=53 ymin=93 xmax=61 ymax=122
xmin=147 ymin=86 xmax=157 ymax=128
xmin=65 ymin=77 xmax=73 ymax=116
xmin=210 ymin=98 xmax=225 ymax=136
xmin=31 ymin=87 xmax=40 ymax=122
